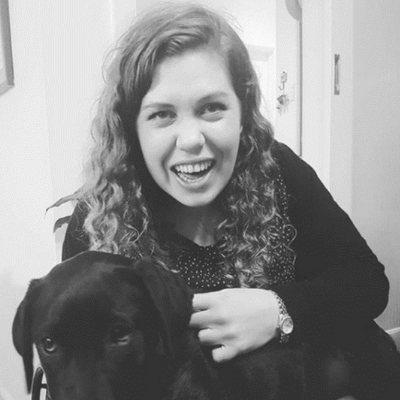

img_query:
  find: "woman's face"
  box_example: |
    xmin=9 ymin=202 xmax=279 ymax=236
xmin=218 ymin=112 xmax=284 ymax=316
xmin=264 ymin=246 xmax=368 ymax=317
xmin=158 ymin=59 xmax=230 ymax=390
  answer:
xmin=136 ymin=48 xmax=242 ymax=209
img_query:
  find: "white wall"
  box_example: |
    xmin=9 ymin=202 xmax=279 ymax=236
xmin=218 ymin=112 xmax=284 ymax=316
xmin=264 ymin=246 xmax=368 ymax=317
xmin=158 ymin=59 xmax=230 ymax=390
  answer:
xmin=0 ymin=1 xmax=56 ymax=397
xmin=136 ymin=0 xmax=276 ymax=47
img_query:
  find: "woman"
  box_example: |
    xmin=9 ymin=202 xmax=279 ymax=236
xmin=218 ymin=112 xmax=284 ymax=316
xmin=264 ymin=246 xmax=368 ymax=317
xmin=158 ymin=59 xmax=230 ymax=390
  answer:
xmin=62 ymin=3 xmax=400 ymax=399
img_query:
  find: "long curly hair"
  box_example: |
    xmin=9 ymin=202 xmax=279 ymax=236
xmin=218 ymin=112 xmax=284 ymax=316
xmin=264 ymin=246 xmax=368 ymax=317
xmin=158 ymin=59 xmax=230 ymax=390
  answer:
xmin=81 ymin=3 xmax=295 ymax=288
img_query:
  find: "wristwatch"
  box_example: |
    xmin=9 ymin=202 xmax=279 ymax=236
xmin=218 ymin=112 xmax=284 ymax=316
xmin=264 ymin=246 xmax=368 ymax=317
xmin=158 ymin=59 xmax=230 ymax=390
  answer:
xmin=271 ymin=291 xmax=294 ymax=343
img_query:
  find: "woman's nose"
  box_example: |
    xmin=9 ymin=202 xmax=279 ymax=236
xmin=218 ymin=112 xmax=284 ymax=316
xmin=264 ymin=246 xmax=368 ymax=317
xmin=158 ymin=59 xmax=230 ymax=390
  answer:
xmin=175 ymin=121 xmax=206 ymax=152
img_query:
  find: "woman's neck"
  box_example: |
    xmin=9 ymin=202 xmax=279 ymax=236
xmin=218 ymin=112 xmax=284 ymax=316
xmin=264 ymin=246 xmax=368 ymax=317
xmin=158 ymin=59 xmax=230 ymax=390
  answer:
xmin=168 ymin=202 xmax=223 ymax=247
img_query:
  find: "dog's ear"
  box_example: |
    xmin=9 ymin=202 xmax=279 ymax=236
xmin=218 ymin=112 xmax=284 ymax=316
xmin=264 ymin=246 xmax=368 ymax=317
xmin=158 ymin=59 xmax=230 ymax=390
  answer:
xmin=12 ymin=279 xmax=41 ymax=393
xmin=132 ymin=258 xmax=193 ymax=359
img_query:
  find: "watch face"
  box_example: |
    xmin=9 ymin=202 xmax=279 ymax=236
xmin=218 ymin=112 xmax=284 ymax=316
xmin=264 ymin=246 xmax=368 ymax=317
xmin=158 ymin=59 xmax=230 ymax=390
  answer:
xmin=281 ymin=316 xmax=294 ymax=334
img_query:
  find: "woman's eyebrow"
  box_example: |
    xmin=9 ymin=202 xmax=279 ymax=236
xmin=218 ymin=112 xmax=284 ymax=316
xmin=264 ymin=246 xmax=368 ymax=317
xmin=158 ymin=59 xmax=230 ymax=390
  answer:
xmin=198 ymin=91 xmax=230 ymax=102
xmin=140 ymin=102 xmax=174 ymax=111
xmin=140 ymin=91 xmax=231 ymax=112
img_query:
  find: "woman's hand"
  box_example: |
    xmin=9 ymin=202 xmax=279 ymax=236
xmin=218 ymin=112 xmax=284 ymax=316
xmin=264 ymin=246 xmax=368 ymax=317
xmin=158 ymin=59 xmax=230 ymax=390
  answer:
xmin=189 ymin=288 xmax=280 ymax=363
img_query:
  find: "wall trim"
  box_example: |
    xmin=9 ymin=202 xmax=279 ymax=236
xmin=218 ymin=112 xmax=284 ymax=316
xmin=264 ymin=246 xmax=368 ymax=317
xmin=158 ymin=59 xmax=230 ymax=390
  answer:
xmin=387 ymin=327 xmax=400 ymax=351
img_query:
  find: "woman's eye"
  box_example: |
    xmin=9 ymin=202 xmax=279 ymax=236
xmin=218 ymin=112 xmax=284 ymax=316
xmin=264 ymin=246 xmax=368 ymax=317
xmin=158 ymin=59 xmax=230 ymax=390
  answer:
xmin=202 ymin=103 xmax=226 ymax=116
xmin=148 ymin=110 xmax=174 ymax=121
xmin=110 ymin=326 xmax=131 ymax=346
xmin=42 ymin=337 xmax=58 ymax=354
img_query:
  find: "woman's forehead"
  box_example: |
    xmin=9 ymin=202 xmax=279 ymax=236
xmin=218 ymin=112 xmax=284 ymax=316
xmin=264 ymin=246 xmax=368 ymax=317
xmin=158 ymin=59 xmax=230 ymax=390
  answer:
xmin=141 ymin=49 xmax=234 ymax=104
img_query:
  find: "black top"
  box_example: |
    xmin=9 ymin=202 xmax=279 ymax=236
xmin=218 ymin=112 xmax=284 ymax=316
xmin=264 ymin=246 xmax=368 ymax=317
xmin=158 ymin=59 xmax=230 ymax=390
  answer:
xmin=62 ymin=141 xmax=389 ymax=346
xmin=167 ymin=232 xmax=237 ymax=291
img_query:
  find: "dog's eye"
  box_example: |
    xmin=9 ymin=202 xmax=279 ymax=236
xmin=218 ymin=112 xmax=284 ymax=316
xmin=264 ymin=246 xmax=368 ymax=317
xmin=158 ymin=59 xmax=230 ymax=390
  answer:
xmin=42 ymin=337 xmax=58 ymax=354
xmin=110 ymin=327 xmax=131 ymax=345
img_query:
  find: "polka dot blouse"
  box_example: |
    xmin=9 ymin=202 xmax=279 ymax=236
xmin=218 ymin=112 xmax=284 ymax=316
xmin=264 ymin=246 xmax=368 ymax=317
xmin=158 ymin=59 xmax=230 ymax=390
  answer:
xmin=167 ymin=173 xmax=297 ymax=292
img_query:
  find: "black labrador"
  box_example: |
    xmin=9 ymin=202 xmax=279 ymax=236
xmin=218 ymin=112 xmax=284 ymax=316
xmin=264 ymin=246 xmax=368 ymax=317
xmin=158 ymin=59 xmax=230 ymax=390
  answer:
xmin=13 ymin=251 xmax=306 ymax=400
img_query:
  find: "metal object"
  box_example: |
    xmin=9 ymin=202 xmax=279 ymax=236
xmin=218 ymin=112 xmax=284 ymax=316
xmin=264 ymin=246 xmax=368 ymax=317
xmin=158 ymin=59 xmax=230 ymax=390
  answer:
xmin=31 ymin=367 xmax=50 ymax=400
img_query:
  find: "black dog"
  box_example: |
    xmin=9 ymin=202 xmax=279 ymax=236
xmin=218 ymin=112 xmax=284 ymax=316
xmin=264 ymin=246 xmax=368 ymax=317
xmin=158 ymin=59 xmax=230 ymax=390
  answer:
xmin=13 ymin=251 xmax=305 ymax=400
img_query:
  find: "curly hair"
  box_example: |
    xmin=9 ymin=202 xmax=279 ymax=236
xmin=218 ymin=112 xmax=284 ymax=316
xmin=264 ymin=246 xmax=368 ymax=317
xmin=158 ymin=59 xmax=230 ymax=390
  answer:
xmin=81 ymin=3 xmax=295 ymax=288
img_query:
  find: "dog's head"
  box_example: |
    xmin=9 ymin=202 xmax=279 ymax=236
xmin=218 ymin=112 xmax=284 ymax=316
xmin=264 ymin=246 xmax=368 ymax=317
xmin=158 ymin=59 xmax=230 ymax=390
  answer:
xmin=12 ymin=251 xmax=193 ymax=400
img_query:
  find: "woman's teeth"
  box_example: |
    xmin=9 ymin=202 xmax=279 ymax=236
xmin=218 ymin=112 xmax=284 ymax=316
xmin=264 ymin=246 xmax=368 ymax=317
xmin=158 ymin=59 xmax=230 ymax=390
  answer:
xmin=173 ymin=161 xmax=213 ymax=181
xmin=174 ymin=161 xmax=212 ymax=174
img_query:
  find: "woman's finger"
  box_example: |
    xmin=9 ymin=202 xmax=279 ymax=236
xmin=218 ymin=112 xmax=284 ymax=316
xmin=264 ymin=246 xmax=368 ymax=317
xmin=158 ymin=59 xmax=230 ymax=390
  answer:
xmin=212 ymin=345 xmax=237 ymax=363
xmin=192 ymin=292 xmax=218 ymax=312
xmin=197 ymin=328 xmax=221 ymax=346
xmin=189 ymin=309 xmax=213 ymax=328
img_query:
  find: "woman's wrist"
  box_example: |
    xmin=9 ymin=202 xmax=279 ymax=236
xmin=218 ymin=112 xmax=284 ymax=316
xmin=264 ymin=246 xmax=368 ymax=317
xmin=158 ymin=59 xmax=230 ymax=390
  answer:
xmin=270 ymin=291 xmax=294 ymax=343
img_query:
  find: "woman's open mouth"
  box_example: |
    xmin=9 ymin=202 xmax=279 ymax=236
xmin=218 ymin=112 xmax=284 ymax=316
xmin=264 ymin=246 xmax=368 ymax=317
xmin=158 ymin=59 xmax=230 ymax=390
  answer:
xmin=172 ymin=160 xmax=215 ymax=183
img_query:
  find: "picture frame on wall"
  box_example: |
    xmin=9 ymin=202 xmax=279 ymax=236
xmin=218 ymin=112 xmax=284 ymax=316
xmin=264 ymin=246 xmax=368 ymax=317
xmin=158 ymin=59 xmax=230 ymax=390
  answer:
xmin=0 ymin=0 xmax=14 ymax=96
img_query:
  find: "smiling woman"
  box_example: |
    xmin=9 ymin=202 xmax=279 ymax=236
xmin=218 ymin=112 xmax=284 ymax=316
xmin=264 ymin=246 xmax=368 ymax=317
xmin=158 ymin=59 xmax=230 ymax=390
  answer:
xmin=59 ymin=2 xmax=400 ymax=399
xmin=136 ymin=48 xmax=242 ymax=213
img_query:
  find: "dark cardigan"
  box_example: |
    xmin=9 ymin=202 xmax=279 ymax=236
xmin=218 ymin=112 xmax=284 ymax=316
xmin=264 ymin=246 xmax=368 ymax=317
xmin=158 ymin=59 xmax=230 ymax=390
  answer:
xmin=62 ymin=140 xmax=400 ymax=398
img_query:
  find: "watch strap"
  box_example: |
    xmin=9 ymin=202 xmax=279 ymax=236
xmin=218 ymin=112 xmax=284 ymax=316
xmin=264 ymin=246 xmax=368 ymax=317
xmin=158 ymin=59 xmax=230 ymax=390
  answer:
xmin=271 ymin=291 xmax=293 ymax=343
